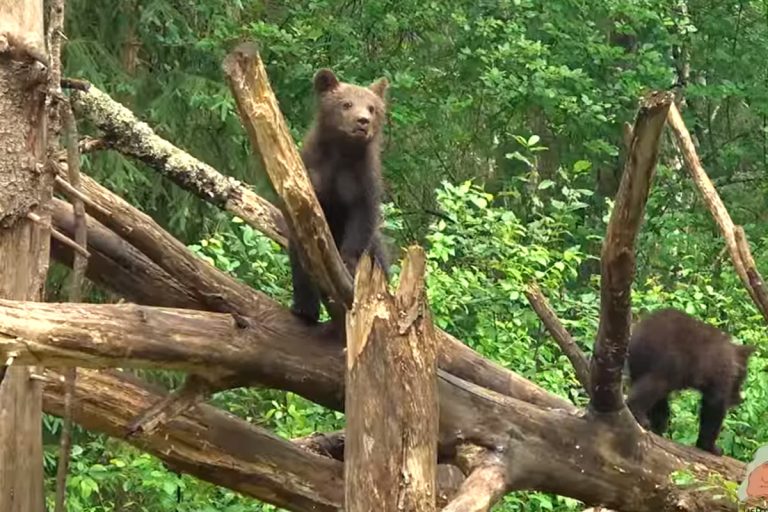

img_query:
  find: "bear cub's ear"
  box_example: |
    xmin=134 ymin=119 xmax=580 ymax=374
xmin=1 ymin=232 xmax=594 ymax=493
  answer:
xmin=369 ymin=77 xmax=389 ymax=99
xmin=314 ymin=69 xmax=340 ymax=94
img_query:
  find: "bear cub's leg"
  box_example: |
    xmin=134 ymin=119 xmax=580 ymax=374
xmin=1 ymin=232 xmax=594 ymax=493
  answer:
xmin=289 ymin=245 xmax=321 ymax=324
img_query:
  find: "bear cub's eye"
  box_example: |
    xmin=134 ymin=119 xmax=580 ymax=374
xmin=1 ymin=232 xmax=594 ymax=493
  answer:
xmin=342 ymin=101 xmax=353 ymax=110
xmin=367 ymin=105 xmax=374 ymax=114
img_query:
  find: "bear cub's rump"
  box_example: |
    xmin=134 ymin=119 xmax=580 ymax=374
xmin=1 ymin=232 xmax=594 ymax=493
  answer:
xmin=289 ymin=68 xmax=390 ymax=324
xmin=626 ymin=308 xmax=755 ymax=455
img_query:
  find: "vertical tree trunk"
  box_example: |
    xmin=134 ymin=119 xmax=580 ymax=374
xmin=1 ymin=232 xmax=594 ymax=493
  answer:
xmin=345 ymin=247 xmax=439 ymax=511
xmin=0 ymin=1 xmax=50 ymax=510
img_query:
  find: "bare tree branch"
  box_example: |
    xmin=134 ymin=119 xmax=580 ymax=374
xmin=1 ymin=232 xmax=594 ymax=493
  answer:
xmin=667 ymin=102 xmax=768 ymax=322
xmin=525 ymin=282 xmax=590 ymax=389
xmin=590 ymin=91 xmax=672 ymax=414
xmin=67 ymin=82 xmax=289 ymax=248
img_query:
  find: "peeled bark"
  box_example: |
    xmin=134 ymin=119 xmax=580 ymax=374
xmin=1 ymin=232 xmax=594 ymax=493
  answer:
xmin=344 ymin=247 xmax=438 ymax=511
xmin=0 ymin=1 xmax=49 ymax=510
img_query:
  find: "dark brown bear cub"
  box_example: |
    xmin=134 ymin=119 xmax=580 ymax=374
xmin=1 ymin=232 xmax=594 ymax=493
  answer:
xmin=626 ymin=308 xmax=755 ymax=455
xmin=289 ymin=68 xmax=390 ymax=324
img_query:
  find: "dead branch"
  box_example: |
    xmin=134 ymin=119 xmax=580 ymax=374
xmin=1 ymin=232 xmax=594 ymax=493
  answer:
xmin=667 ymin=102 xmax=768 ymax=322
xmin=55 ymin=87 xmax=84 ymax=512
xmin=125 ymin=373 xmax=212 ymax=435
xmin=345 ymin=246 xmax=438 ymax=511
xmin=735 ymin=226 xmax=768 ymax=312
xmin=53 ymin=175 xmax=111 ymax=218
xmin=66 ymin=82 xmax=289 ymax=248
xmin=590 ymin=91 xmax=672 ymax=414
xmin=42 ymin=368 xmax=344 ymax=512
xmin=222 ymin=43 xmax=352 ymax=317
xmin=442 ymin=446 xmax=507 ymax=512
xmin=525 ymin=282 xmax=590 ymax=389
xmin=27 ymin=211 xmax=90 ymax=258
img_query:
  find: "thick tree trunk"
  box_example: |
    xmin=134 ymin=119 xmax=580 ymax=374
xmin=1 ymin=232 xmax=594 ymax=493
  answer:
xmin=0 ymin=1 xmax=49 ymax=510
xmin=345 ymin=247 xmax=438 ymax=511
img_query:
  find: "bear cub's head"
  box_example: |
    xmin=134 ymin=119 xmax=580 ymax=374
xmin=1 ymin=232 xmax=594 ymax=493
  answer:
xmin=312 ymin=68 xmax=388 ymax=145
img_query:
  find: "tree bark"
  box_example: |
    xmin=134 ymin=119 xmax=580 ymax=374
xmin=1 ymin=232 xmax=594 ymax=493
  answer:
xmin=0 ymin=1 xmax=49 ymax=510
xmin=66 ymin=83 xmax=289 ymax=247
xmin=345 ymin=247 xmax=438 ymax=511
xmin=41 ymin=368 xmax=345 ymax=512
xmin=590 ymin=92 xmax=672 ymax=413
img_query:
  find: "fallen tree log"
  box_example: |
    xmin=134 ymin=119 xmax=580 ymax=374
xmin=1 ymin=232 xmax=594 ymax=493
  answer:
xmin=42 ymin=367 xmax=344 ymax=512
xmin=0 ymin=297 xmax=747 ymax=511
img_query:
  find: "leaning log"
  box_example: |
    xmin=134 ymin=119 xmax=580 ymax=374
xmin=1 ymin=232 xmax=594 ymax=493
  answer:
xmin=590 ymin=91 xmax=672 ymax=414
xmin=223 ymin=43 xmax=352 ymax=318
xmin=0 ymin=297 xmax=747 ymax=511
xmin=667 ymin=102 xmax=768 ymax=322
xmin=344 ymin=247 xmax=438 ymax=511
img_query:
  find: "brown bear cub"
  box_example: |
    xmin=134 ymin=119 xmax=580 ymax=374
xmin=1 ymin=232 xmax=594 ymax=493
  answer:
xmin=289 ymin=68 xmax=391 ymax=324
xmin=626 ymin=308 xmax=756 ymax=455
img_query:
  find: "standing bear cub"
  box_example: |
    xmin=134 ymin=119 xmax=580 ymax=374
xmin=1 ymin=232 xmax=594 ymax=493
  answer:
xmin=626 ymin=308 xmax=755 ymax=455
xmin=289 ymin=68 xmax=390 ymax=324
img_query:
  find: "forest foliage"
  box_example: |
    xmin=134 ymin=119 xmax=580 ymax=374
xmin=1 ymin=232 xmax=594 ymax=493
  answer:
xmin=44 ymin=0 xmax=768 ymax=510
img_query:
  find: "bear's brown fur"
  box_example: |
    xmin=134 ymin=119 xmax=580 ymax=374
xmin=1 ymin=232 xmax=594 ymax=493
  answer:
xmin=626 ymin=308 xmax=756 ymax=455
xmin=289 ymin=68 xmax=390 ymax=324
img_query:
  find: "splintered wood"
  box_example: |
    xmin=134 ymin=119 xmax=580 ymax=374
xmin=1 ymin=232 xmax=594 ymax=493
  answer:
xmin=344 ymin=246 xmax=438 ymax=511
